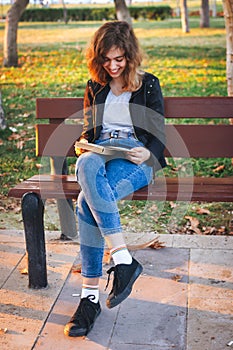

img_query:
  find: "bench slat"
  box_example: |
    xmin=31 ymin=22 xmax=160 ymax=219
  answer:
xmin=166 ymin=124 xmax=233 ymax=157
xmin=36 ymin=124 xmax=233 ymax=158
xmin=36 ymin=97 xmax=84 ymax=120
xmin=26 ymin=174 xmax=233 ymax=185
xmin=8 ymin=175 xmax=233 ymax=202
xmin=36 ymin=97 xmax=233 ymax=120
xmin=164 ymin=96 xmax=233 ymax=118
xmin=36 ymin=124 xmax=82 ymax=157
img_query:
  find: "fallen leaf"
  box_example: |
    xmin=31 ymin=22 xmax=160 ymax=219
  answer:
xmin=185 ymin=216 xmax=202 ymax=234
xmin=0 ymin=328 xmax=8 ymax=334
xmin=169 ymin=201 xmax=177 ymax=208
xmin=72 ymin=264 xmax=82 ymax=273
xmin=196 ymin=208 xmax=211 ymax=215
xmin=22 ymin=113 xmax=30 ymax=118
xmin=128 ymin=237 xmax=165 ymax=251
xmin=218 ymin=226 xmax=227 ymax=234
xmin=36 ymin=163 xmax=43 ymax=169
xmin=136 ymin=209 xmax=142 ymax=214
xmin=0 ymin=206 xmax=7 ymax=212
xmin=203 ymin=226 xmax=217 ymax=235
xmin=149 ymin=240 xmax=166 ymax=249
xmin=103 ymin=250 xmax=111 ymax=264
xmin=16 ymin=140 xmax=25 ymax=149
xmin=148 ymin=204 xmax=158 ymax=212
xmin=185 ymin=216 xmax=199 ymax=227
xmin=213 ymin=165 xmax=225 ymax=172
xmin=13 ymin=205 xmax=21 ymax=214
xmin=24 ymin=156 xmax=31 ymax=163
xmin=8 ymin=133 xmax=21 ymax=141
xmin=171 ymin=274 xmax=182 ymax=282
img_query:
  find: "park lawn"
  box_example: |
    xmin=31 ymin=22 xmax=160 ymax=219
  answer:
xmin=0 ymin=18 xmax=232 ymax=234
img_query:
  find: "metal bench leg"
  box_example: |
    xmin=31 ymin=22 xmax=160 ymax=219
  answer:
xmin=57 ymin=198 xmax=77 ymax=239
xmin=50 ymin=156 xmax=77 ymax=239
xmin=22 ymin=192 xmax=48 ymax=289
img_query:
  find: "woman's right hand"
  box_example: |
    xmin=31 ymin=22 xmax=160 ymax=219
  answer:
xmin=74 ymin=138 xmax=88 ymax=156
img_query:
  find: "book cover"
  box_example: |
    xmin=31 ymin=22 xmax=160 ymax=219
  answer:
xmin=74 ymin=141 xmax=132 ymax=156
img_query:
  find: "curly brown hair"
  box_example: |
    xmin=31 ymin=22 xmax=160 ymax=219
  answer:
xmin=86 ymin=21 xmax=144 ymax=91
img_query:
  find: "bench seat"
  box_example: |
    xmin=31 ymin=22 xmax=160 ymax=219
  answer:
xmin=9 ymin=174 xmax=233 ymax=202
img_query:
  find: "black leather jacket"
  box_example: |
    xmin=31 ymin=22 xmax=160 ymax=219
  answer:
xmin=80 ymin=72 xmax=167 ymax=170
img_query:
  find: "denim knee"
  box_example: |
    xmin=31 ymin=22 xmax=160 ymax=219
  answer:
xmin=76 ymin=152 xmax=105 ymax=187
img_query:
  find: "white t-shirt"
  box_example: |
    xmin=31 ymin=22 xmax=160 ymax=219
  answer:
xmin=101 ymin=90 xmax=133 ymax=133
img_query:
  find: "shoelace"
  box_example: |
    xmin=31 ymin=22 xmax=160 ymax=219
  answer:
xmin=105 ymin=266 xmax=115 ymax=291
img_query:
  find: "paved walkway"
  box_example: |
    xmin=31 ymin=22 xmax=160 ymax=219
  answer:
xmin=0 ymin=229 xmax=233 ymax=350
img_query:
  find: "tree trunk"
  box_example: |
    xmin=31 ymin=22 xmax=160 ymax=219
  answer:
xmin=61 ymin=0 xmax=68 ymax=24
xmin=180 ymin=0 xmax=189 ymax=33
xmin=175 ymin=0 xmax=180 ymax=17
xmin=222 ymin=0 xmax=233 ymax=96
xmin=200 ymin=0 xmax=210 ymax=28
xmin=114 ymin=0 xmax=132 ymax=26
xmin=212 ymin=0 xmax=217 ymax=17
xmin=222 ymin=0 xmax=233 ymax=166
xmin=0 ymin=92 xmax=6 ymax=130
xmin=3 ymin=0 xmax=29 ymax=67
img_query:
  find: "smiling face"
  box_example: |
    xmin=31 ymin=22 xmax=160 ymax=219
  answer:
xmin=102 ymin=46 xmax=127 ymax=80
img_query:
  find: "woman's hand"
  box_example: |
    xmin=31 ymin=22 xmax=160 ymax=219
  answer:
xmin=125 ymin=147 xmax=151 ymax=165
xmin=74 ymin=138 xmax=88 ymax=157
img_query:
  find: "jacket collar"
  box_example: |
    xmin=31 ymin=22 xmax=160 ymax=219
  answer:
xmin=91 ymin=71 xmax=151 ymax=102
xmin=93 ymin=81 xmax=143 ymax=102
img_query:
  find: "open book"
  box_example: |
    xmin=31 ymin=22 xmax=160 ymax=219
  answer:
xmin=74 ymin=141 xmax=132 ymax=156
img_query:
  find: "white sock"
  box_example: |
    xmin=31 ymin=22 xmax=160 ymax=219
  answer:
xmin=110 ymin=245 xmax=132 ymax=266
xmin=81 ymin=284 xmax=99 ymax=303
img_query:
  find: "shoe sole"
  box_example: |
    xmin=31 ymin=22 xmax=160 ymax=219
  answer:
xmin=64 ymin=308 xmax=101 ymax=337
xmin=106 ymin=263 xmax=143 ymax=309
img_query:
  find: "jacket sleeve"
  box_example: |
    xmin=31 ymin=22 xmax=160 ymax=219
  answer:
xmin=77 ymin=81 xmax=95 ymax=142
xmin=144 ymin=76 xmax=166 ymax=168
xmin=74 ymin=81 xmax=95 ymax=156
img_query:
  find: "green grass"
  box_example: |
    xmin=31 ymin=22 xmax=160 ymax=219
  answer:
xmin=0 ymin=18 xmax=232 ymax=234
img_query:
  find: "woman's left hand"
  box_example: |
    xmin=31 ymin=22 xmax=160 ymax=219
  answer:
xmin=125 ymin=147 xmax=151 ymax=165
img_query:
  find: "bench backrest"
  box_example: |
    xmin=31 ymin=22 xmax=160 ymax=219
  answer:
xmin=36 ymin=97 xmax=233 ymax=159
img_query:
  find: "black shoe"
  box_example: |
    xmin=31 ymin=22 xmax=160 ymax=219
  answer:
xmin=105 ymin=257 xmax=143 ymax=309
xmin=64 ymin=295 xmax=101 ymax=337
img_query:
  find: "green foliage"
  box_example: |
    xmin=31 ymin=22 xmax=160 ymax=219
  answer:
xmin=128 ymin=6 xmax=172 ymax=21
xmin=19 ymin=6 xmax=172 ymax=22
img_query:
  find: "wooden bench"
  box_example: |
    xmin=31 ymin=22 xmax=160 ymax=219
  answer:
xmin=9 ymin=96 xmax=233 ymax=289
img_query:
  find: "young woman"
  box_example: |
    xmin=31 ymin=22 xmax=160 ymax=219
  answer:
xmin=64 ymin=20 xmax=166 ymax=337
